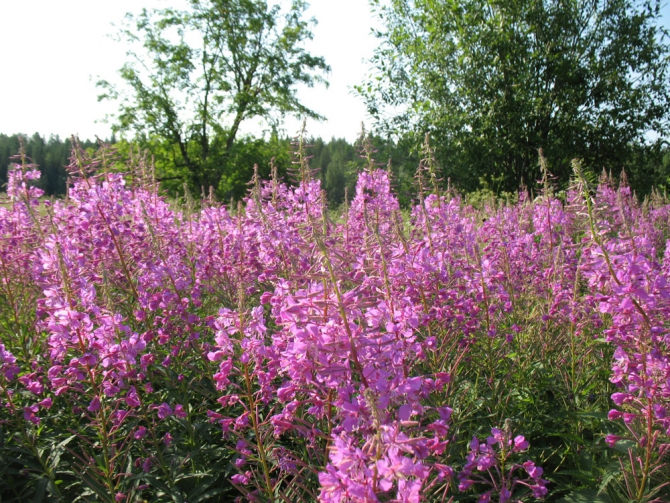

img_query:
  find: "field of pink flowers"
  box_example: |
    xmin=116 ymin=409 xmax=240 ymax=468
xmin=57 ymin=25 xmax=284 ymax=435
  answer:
xmin=0 ymin=139 xmax=669 ymax=503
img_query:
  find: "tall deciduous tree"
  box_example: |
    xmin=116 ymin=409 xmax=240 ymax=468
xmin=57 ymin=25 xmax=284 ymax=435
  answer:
xmin=98 ymin=0 xmax=329 ymax=192
xmin=358 ymin=0 xmax=670 ymax=191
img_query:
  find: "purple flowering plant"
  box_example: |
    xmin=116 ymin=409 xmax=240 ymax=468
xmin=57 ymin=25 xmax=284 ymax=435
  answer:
xmin=0 ymin=134 xmax=668 ymax=502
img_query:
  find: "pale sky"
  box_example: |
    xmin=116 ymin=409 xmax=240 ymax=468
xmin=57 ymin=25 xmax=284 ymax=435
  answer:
xmin=0 ymin=0 xmax=381 ymax=143
xmin=1 ymin=1 xmax=669 ymax=144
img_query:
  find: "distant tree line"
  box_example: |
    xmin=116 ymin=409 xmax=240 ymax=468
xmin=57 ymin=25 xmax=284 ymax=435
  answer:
xmin=0 ymin=134 xmax=100 ymax=197
xmin=0 ymin=131 xmax=419 ymax=205
xmin=2 ymin=131 xmax=670 ymax=206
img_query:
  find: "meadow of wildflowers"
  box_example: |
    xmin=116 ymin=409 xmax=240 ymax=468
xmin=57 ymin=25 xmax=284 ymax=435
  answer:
xmin=0 ymin=137 xmax=669 ymax=503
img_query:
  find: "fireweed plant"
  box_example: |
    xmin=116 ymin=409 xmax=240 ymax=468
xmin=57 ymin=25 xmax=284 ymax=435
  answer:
xmin=0 ymin=136 xmax=669 ymax=503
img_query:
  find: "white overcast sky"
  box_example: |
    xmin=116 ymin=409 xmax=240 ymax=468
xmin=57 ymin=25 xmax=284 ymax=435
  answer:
xmin=1 ymin=1 xmax=669 ymax=143
xmin=0 ymin=0 xmax=381 ymax=143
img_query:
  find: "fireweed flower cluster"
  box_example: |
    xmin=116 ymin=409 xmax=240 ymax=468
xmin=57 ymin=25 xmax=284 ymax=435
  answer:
xmin=458 ymin=426 xmax=548 ymax=501
xmin=575 ymin=171 xmax=670 ymax=500
xmin=1 ymin=141 xmax=670 ymax=501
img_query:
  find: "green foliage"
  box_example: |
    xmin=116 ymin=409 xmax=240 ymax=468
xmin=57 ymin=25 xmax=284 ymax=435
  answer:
xmin=0 ymin=132 xmax=420 ymax=207
xmin=218 ymin=133 xmax=292 ymax=200
xmin=625 ymin=142 xmax=670 ymax=196
xmin=359 ymin=0 xmax=670 ymax=193
xmin=98 ymin=0 xmax=329 ymax=195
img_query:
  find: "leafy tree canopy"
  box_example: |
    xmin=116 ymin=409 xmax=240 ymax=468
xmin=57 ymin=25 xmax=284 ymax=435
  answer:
xmin=98 ymin=0 xmax=329 ymax=194
xmin=358 ymin=0 xmax=670 ymax=192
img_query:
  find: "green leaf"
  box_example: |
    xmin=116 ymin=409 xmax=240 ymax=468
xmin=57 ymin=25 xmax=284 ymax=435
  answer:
xmin=32 ymin=477 xmax=48 ymax=503
xmin=558 ymin=489 xmax=611 ymax=503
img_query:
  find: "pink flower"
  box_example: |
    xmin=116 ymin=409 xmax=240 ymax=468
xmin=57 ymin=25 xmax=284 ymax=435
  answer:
xmin=23 ymin=405 xmax=40 ymax=424
xmin=458 ymin=478 xmax=474 ymax=491
xmin=513 ymin=435 xmax=529 ymax=452
xmin=156 ymin=402 xmax=172 ymax=419
xmin=38 ymin=397 xmax=53 ymax=409
xmin=608 ymin=409 xmax=623 ymax=420
xmin=174 ymin=404 xmax=187 ymax=418
xmin=434 ymin=464 xmax=454 ymax=481
xmin=125 ymin=387 xmax=141 ymax=407
xmin=605 ymin=434 xmax=620 ymax=448
xmin=478 ymin=491 xmax=492 ymax=503
xmin=523 ymin=460 xmax=543 ymax=479
xmin=88 ymin=396 xmax=101 ymax=412
xmin=231 ymin=471 xmax=251 ymax=485
xmin=26 ymin=380 xmax=44 ymax=395
xmin=611 ymin=392 xmax=631 ymax=406
xmin=531 ymin=482 xmax=549 ymax=498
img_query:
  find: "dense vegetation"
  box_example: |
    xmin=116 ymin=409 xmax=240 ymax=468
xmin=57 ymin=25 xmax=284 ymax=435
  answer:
xmin=0 ymin=131 xmax=420 ymax=205
xmin=2 ymin=132 xmax=670 ymax=205
xmin=1 ymin=139 xmax=669 ymax=502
